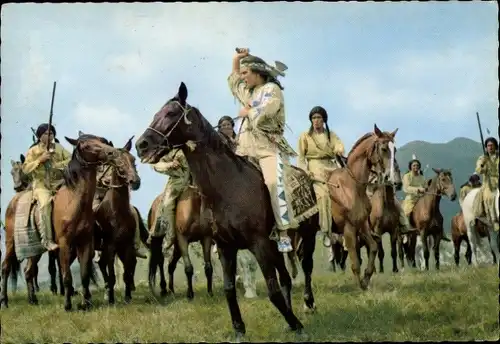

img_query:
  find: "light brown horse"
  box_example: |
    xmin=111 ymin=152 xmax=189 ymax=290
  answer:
xmin=325 ymin=125 xmax=399 ymax=289
xmin=1 ymin=133 xmax=121 ymax=309
xmin=407 ymin=169 xmax=456 ymax=271
xmin=451 ymin=210 xmax=493 ymax=266
xmin=147 ymin=183 xmax=215 ymax=300
xmin=93 ymin=137 xmax=142 ymax=305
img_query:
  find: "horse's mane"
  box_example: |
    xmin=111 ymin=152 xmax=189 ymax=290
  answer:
xmin=187 ymin=104 xmax=261 ymax=174
xmin=63 ymin=134 xmax=110 ymax=189
xmin=347 ymin=132 xmax=374 ymax=160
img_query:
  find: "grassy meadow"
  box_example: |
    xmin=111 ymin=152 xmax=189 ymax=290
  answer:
xmin=1 ymin=236 xmax=499 ymax=343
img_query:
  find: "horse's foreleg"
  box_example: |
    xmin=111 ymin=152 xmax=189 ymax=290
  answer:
xmin=376 ymin=233 xmax=385 ymax=273
xmin=422 ymin=234 xmax=430 ymax=271
xmin=201 ymin=236 xmax=214 ymax=297
xmin=48 ymin=251 xmax=58 ymax=294
xmin=218 ymin=245 xmax=246 ymax=340
xmin=167 ymin=242 xmax=182 ymax=294
xmin=0 ymin=249 xmax=15 ymax=308
xmin=34 ymin=265 xmax=40 ymax=292
xmin=106 ymin=248 xmax=117 ymax=305
xmin=97 ymin=250 xmax=109 ymax=298
xmin=487 ymin=234 xmax=497 ymax=265
xmin=117 ymin=247 xmax=136 ymax=304
xmin=390 ymin=233 xmax=398 ymax=273
xmin=286 ymin=251 xmax=299 ymax=279
xmin=397 ymin=237 xmax=405 ymax=270
xmin=467 ymin=226 xmax=480 ymax=266
xmin=76 ymin=241 xmax=94 ymax=310
xmin=24 ymin=256 xmax=41 ymax=305
xmin=343 ymin=224 xmax=363 ymax=289
xmin=299 ymin=232 xmax=316 ymax=312
xmin=453 ymin=237 xmax=461 ymax=267
xmin=178 ymin=236 xmax=195 ymax=300
xmin=359 ymin=223 xmax=378 ymax=289
xmin=433 ymin=235 xmax=441 ymax=270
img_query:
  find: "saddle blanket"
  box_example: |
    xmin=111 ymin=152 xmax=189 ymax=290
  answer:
xmin=277 ymin=154 xmax=318 ymax=230
xmin=14 ymin=190 xmax=46 ymax=262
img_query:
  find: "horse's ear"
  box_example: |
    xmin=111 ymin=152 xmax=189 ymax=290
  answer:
xmin=178 ymin=82 xmax=188 ymax=104
xmin=20 ymin=154 xmax=26 ymax=164
xmin=374 ymin=124 xmax=383 ymax=137
xmin=123 ymin=136 xmax=134 ymax=152
xmin=10 ymin=159 xmax=16 ymax=167
xmin=108 ymin=140 xmax=114 ymax=147
xmin=78 ymin=130 xmax=85 ymax=137
xmin=390 ymin=128 xmax=399 ymax=138
xmin=432 ymin=167 xmax=441 ymax=174
xmin=65 ymin=136 xmax=78 ymax=146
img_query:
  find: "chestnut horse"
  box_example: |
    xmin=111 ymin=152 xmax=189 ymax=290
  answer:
xmin=93 ymin=137 xmax=143 ymax=305
xmin=1 ymin=133 xmax=121 ymax=309
xmin=147 ymin=184 xmax=215 ymax=300
xmin=7 ymin=155 xmax=100 ymax=297
xmin=134 ymin=83 xmax=397 ymax=340
xmin=406 ymin=169 xmax=456 ymax=271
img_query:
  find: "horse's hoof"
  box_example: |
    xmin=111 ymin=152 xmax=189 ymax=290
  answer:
xmin=187 ymin=292 xmax=194 ymax=300
xmin=207 ymin=291 xmax=214 ymax=297
xmin=124 ymin=297 xmax=131 ymax=304
xmin=29 ymin=299 xmax=39 ymax=306
xmin=77 ymin=302 xmax=92 ymax=311
xmin=232 ymin=331 xmax=245 ymax=343
xmin=0 ymin=301 xmax=8 ymax=309
xmin=303 ymin=302 xmax=316 ymax=314
xmin=64 ymin=303 xmax=72 ymax=312
xmin=160 ymin=290 xmax=168 ymax=298
xmin=295 ymin=328 xmax=309 ymax=341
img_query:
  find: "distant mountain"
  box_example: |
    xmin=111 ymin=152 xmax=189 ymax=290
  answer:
xmin=395 ymin=137 xmax=484 ymax=233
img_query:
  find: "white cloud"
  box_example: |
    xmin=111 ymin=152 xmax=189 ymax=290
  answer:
xmin=73 ymin=103 xmax=137 ymax=137
xmin=17 ymin=31 xmax=52 ymax=107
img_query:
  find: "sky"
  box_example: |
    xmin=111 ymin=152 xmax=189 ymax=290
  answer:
xmin=1 ymin=2 xmax=498 ymax=232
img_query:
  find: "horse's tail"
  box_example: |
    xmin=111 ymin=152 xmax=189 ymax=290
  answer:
xmin=134 ymin=206 xmax=150 ymax=249
xmin=148 ymin=236 xmax=164 ymax=300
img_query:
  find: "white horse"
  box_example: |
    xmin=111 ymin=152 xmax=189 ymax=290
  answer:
xmin=461 ymin=188 xmax=499 ymax=266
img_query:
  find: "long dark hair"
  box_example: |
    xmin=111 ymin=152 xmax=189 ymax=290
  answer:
xmin=307 ymin=106 xmax=331 ymax=142
xmin=218 ymin=116 xmax=236 ymax=138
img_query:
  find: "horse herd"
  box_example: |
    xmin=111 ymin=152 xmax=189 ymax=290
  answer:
xmin=1 ymin=82 xmax=496 ymax=340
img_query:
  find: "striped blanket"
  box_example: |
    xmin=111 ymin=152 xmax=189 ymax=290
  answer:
xmin=14 ymin=190 xmax=46 ymax=261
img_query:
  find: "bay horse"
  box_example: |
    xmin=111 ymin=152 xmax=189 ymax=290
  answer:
xmin=1 ymin=132 xmax=121 ymax=309
xmin=147 ymin=182 xmax=215 ymax=301
xmin=93 ymin=137 xmax=143 ymax=305
xmin=407 ymin=169 xmax=456 ymax=271
xmin=451 ymin=211 xmax=475 ymax=266
xmin=135 ymin=82 xmax=397 ymax=340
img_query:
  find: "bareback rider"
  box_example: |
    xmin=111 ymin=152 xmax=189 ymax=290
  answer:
xmin=402 ymin=155 xmax=427 ymax=230
xmin=297 ymin=106 xmax=345 ymax=248
xmin=22 ymin=123 xmax=71 ymax=251
xmin=227 ymin=47 xmax=297 ymax=253
xmin=473 ymin=137 xmax=499 ymax=231
xmin=148 ymin=148 xmax=191 ymax=257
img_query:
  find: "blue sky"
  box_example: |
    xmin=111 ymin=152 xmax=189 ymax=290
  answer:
xmin=1 ymin=2 xmax=498 ymax=228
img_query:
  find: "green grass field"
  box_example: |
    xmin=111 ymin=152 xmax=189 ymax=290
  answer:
xmin=2 ymin=236 xmax=499 ymax=343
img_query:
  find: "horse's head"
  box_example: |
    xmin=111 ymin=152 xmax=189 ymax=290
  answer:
xmin=351 ymin=124 xmax=399 ymax=185
xmin=115 ymin=137 xmax=141 ymax=190
xmin=10 ymin=154 xmax=29 ymax=192
xmin=429 ymin=168 xmax=457 ymax=201
xmin=136 ymin=82 xmax=200 ymax=164
xmin=65 ymin=131 xmax=120 ymax=166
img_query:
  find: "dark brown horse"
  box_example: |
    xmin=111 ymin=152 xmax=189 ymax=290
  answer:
xmin=134 ymin=83 xmax=397 ymax=340
xmin=147 ymin=184 xmax=215 ymax=300
xmin=93 ymin=137 xmax=142 ymax=305
xmin=407 ymin=169 xmax=456 ymax=271
xmin=1 ymin=133 xmax=120 ymax=309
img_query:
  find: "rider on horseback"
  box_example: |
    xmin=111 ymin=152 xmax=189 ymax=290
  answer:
xmin=148 ymin=148 xmax=191 ymax=257
xmin=459 ymin=173 xmax=481 ymax=208
xmin=297 ymin=106 xmax=345 ymax=248
xmin=473 ymin=137 xmax=499 ymax=231
xmin=228 ymin=48 xmax=298 ymax=253
xmin=402 ymin=155 xmax=427 ymax=231
xmin=22 ymin=123 xmax=71 ymax=251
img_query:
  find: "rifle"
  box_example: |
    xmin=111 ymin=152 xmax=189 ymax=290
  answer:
xmin=44 ymin=81 xmax=57 ymax=189
xmin=476 ymin=112 xmax=486 ymax=155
